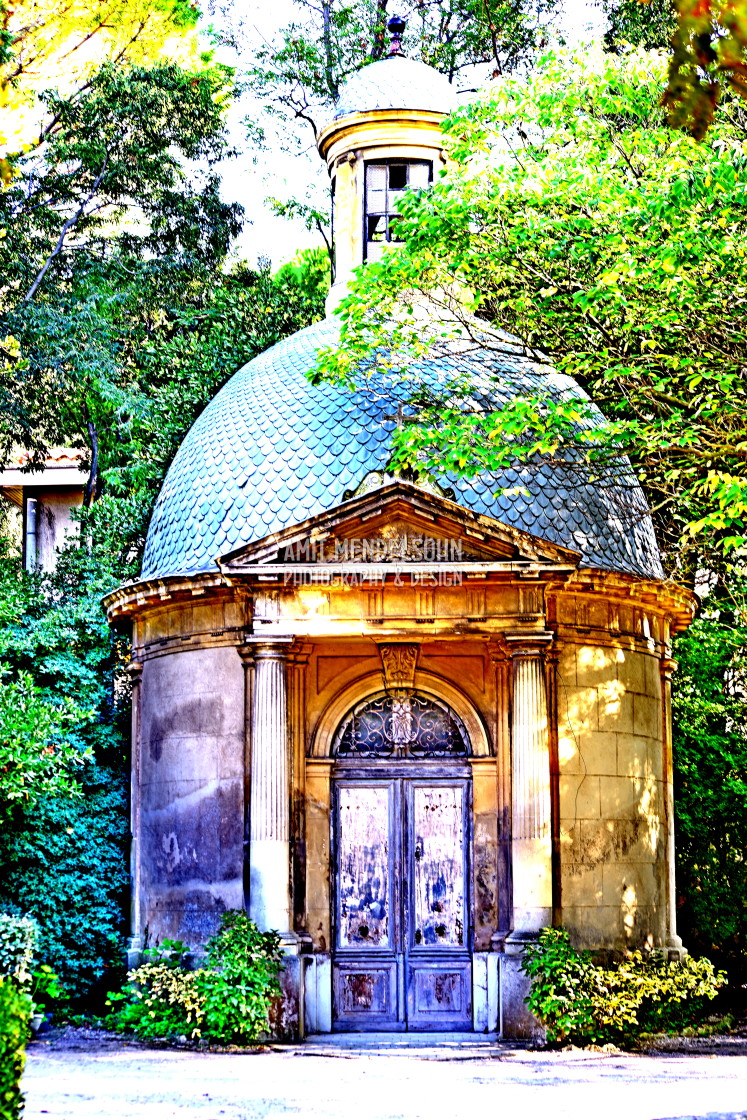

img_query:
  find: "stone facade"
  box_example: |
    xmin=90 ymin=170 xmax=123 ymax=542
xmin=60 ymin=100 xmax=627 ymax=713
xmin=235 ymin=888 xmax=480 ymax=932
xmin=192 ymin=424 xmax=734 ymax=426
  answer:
xmin=106 ymin=488 xmax=693 ymax=1038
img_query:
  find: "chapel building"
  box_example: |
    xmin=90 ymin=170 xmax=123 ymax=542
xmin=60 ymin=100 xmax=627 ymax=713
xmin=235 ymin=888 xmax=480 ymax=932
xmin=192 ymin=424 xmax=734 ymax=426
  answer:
xmin=105 ymin=33 xmax=694 ymax=1039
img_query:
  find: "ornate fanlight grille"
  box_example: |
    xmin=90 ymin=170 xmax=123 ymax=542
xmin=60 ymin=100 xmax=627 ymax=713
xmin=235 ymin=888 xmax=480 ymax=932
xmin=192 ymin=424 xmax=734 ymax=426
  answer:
xmin=333 ymin=692 xmax=469 ymax=758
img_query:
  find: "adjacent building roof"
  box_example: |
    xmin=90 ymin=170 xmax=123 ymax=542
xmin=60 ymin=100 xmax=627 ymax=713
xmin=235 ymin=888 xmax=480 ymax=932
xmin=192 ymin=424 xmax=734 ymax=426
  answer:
xmin=332 ymin=55 xmax=458 ymax=121
xmin=141 ymin=316 xmax=663 ymax=580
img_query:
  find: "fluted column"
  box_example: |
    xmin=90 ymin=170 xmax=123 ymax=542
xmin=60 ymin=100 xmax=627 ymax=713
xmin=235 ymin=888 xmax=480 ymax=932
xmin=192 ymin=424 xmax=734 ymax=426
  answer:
xmin=507 ymin=634 xmax=553 ymax=937
xmin=126 ymin=659 xmax=144 ymax=967
xmin=247 ymin=638 xmax=293 ymax=932
xmin=661 ymin=653 xmax=684 ymax=956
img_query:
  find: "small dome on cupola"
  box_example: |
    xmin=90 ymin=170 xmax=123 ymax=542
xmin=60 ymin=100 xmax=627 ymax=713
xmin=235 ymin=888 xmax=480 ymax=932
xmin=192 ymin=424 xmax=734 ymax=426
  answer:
xmin=331 ymin=54 xmax=458 ymax=121
xmin=332 ymin=15 xmax=457 ymax=121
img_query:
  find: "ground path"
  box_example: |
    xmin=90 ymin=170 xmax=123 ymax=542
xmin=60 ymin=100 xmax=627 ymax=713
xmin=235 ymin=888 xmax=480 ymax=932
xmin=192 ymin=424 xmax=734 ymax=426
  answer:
xmin=22 ymin=1029 xmax=747 ymax=1120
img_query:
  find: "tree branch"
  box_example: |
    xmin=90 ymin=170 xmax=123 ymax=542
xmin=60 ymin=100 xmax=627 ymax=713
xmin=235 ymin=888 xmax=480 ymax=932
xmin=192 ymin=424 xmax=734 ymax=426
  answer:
xmin=23 ymin=155 xmax=109 ymax=302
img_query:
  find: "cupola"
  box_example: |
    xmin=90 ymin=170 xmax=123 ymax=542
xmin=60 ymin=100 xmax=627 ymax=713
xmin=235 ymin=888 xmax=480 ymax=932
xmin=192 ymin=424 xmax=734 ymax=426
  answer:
xmin=317 ymin=17 xmax=457 ymax=311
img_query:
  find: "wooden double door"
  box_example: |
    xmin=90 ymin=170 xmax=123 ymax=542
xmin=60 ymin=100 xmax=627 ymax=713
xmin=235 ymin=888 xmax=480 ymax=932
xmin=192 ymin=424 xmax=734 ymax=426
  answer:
xmin=332 ymin=769 xmax=472 ymax=1031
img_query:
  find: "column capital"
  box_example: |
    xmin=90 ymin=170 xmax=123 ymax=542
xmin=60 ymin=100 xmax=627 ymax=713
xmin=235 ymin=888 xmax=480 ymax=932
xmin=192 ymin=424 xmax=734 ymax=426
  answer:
xmin=503 ymin=632 xmax=554 ymax=660
xmin=239 ymin=636 xmax=294 ymax=664
xmin=660 ymin=656 xmax=678 ymax=681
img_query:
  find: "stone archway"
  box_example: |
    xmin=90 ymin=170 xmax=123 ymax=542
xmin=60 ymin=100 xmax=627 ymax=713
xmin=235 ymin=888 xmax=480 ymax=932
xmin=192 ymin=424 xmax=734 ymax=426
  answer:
xmin=309 ymin=670 xmax=491 ymax=759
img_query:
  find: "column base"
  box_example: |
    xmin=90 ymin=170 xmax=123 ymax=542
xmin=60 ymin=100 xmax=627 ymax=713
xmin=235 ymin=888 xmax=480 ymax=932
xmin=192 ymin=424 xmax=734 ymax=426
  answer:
xmin=665 ymin=934 xmax=687 ymax=961
xmin=303 ymin=953 xmax=332 ymax=1034
xmin=268 ymin=932 xmax=303 ymax=1041
xmin=126 ymin=936 xmax=144 ymax=971
xmin=498 ymin=932 xmax=546 ymax=1042
xmin=249 ymin=839 xmax=291 ymax=932
xmin=473 ymin=952 xmax=500 ymax=1032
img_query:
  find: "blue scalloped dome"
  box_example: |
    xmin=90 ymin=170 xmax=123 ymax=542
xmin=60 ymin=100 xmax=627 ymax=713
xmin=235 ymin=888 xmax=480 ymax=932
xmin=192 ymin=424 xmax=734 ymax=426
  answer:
xmin=141 ymin=317 xmax=663 ymax=580
xmin=332 ymin=56 xmax=458 ymax=121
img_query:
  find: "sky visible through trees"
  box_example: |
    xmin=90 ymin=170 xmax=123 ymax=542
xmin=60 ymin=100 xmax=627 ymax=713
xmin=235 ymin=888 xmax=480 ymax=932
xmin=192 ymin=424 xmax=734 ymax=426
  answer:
xmin=208 ymin=0 xmax=606 ymax=265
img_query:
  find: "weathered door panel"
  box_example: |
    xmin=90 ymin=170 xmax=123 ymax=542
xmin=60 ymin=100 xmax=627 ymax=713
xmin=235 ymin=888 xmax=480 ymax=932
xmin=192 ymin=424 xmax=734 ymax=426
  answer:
xmin=332 ymin=774 xmax=472 ymax=1031
xmin=410 ymin=784 xmax=466 ymax=949
xmin=406 ymin=781 xmax=472 ymax=1030
xmin=332 ymin=781 xmax=401 ymax=1030
xmin=333 ymin=960 xmax=399 ymax=1027
xmin=407 ymin=959 xmax=473 ymax=1028
xmin=336 ymin=784 xmax=392 ymax=949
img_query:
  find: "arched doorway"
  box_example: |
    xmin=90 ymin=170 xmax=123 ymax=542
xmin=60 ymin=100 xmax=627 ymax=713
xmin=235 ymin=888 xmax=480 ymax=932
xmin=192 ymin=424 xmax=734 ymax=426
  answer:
xmin=331 ymin=691 xmax=473 ymax=1031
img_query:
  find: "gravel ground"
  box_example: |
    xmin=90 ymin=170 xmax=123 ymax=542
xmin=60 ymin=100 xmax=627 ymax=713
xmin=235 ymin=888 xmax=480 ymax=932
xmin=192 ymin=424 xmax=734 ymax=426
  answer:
xmin=22 ymin=1029 xmax=747 ymax=1120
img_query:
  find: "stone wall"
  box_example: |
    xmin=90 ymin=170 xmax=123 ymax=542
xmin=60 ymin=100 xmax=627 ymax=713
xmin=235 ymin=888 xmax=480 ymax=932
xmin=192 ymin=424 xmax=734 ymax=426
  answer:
xmin=555 ymin=636 xmax=667 ymax=949
xmin=137 ymin=643 xmax=245 ymax=947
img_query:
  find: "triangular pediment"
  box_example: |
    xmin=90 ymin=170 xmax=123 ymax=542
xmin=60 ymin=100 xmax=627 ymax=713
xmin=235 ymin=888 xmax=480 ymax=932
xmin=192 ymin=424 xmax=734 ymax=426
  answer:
xmin=216 ymin=481 xmax=580 ymax=572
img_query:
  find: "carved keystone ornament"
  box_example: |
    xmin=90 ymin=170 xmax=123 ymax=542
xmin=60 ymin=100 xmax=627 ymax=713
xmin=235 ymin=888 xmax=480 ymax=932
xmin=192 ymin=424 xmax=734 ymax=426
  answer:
xmin=378 ymin=643 xmax=419 ymax=691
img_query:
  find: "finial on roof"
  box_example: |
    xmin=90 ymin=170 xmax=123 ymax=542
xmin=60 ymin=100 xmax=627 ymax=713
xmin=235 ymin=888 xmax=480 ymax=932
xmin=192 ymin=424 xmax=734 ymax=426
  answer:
xmin=387 ymin=15 xmax=406 ymax=56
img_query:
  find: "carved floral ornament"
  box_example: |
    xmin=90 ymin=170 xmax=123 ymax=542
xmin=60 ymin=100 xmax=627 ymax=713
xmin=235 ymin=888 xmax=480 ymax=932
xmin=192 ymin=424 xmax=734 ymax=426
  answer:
xmin=378 ymin=642 xmax=419 ymax=690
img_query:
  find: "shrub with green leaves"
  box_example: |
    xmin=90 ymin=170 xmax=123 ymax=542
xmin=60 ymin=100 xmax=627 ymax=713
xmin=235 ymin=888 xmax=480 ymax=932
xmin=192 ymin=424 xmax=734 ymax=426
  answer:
xmin=522 ymin=928 xmax=727 ymax=1046
xmin=672 ymin=600 xmax=747 ymax=980
xmin=29 ymin=966 xmax=68 ymax=1016
xmin=0 ymin=977 xmax=31 ymax=1120
xmin=107 ymin=941 xmax=207 ymax=1041
xmin=0 ymin=547 xmax=130 ymax=1000
xmin=0 ymin=917 xmax=38 ymax=989
xmin=107 ymin=915 xmax=283 ymax=1045
xmin=197 ymin=911 xmax=282 ymax=1045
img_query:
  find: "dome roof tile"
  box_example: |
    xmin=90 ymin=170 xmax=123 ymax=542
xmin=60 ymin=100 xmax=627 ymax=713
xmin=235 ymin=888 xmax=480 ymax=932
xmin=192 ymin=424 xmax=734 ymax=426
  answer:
xmin=141 ymin=316 xmax=663 ymax=580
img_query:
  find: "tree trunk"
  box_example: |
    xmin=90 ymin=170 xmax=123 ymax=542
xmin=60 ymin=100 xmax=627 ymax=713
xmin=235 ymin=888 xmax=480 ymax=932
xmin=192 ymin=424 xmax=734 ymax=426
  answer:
xmin=321 ymin=2 xmax=339 ymax=101
xmin=370 ymin=0 xmax=389 ymax=61
xmin=83 ymin=419 xmax=100 ymax=507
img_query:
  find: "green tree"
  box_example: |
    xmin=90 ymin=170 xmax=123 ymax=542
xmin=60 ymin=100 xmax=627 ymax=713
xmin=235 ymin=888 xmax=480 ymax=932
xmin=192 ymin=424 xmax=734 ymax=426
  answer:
xmin=0 ymin=541 xmax=131 ymax=993
xmin=662 ymin=0 xmax=747 ymax=139
xmin=603 ymin=0 xmax=678 ymax=53
xmin=1 ymin=0 xmax=204 ymax=168
xmin=0 ymin=672 xmax=88 ymax=814
xmin=0 ymin=6 xmax=328 ymax=998
xmin=672 ymin=591 xmax=747 ymax=979
xmin=316 ymin=45 xmax=747 ymax=582
xmin=0 ymin=244 xmax=328 ymax=992
xmin=0 ymin=56 xmax=240 ymax=472
xmin=601 ymin=0 xmax=747 ymax=138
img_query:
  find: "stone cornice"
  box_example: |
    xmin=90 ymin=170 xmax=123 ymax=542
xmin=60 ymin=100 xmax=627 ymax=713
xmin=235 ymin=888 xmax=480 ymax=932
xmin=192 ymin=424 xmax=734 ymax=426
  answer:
xmin=558 ymin=568 xmax=696 ymax=633
xmin=103 ymin=563 xmax=696 ymax=641
xmin=318 ymin=108 xmax=448 ymax=164
xmin=103 ymin=570 xmax=230 ymax=623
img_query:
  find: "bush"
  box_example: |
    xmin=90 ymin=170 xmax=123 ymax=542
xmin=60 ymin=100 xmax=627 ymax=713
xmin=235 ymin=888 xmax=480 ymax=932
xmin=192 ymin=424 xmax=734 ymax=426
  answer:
xmin=0 ymin=547 xmax=130 ymax=1002
xmin=198 ymin=911 xmax=282 ymax=1044
xmin=672 ymin=606 xmax=747 ymax=982
xmin=107 ymin=940 xmax=206 ymax=1042
xmin=29 ymin=966 xmax=68 ymax=1016
xmin=0 ymin=764 xmax=129 ymax=998
xmin=107 ymin=915 xmax=283 ymax=1045
xmin=0 ymin=918 xmax=38 ymax=988
xmin=0 ymin=977 xmax=32 ymax=1120
xmin=522 ymin=928 xmax=727 ymax=1046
